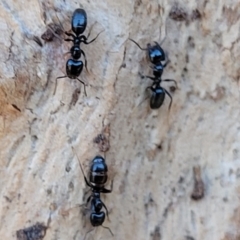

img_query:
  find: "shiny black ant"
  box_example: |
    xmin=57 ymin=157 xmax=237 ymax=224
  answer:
xmin=129 ymin=39 xmax=177 ymax=110
xmin=54 ymin=9 xmax=102 ymax=96
xmin=73 ymin=148 xmax=113 ymax=239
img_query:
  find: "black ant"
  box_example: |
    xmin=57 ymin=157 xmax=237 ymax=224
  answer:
xmin=54 ymin=9 xmax=102 ymax=96
xmin=129 ymin=39 xmax=177 ymax=110
xmin=73 ymin=148 xmax=113 ymax=239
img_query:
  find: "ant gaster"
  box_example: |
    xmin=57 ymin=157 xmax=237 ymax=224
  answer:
xmin=55 ymin=9 xmax=102 ymax=96
xmin=129 ymin=39 xmax=177 ymax=110
xmin=73 ymin=148 xmax=113 ymax=239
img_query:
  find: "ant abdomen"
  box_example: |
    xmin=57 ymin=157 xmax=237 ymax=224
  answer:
xmin=150 ymin=87 xmax=165 ymax=109
xmin=66 ymin=59 xmax=83 ymax=79
xmin=90 ymin=212 xmax=105 ymax=227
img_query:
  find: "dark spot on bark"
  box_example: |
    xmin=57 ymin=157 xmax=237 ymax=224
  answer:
xmin=170 ymin=85 xmax=176 ymax=92
xmin=151 ymin=226 xmax=161 ymax=240
xmin=157 ymin=144 xmax=162 ymax=150
xmin=46 ymin=189 xmax=52 ymax=195
xmin=163 ymin=202 xmax=173 ymax=218
xmin=68 ymin=181 xmax=74 ymax=191
xmin=93 ymin=124 xmax=111 ymax=152
xmin=16 ymin=222 xmax=48 ymax=240
xmin=188 ymin=36 xmax=195 ymax=48
xmin=32 ymin=36 xmax=43 ymax=47
xmin=65 ymin=165 xmax=71 ymax=172
xmin=169 ymin=5 xmax=188 ymax=21
xmin=12 ymin=104 xmax=21 ymax=112
xmin=41 ymin=23 xmax=63 ymax=42
xmin=69 ymin=88 xmax=81 ymax=107
xmin=191 ymin=9 xmax=201 ymax=20
xmin=178 ymin=176 xmax=184 ymax=183
xmin=4 ymin=196 xmax=12 ymax=203
xmin=191 ymin=166 xmax=204 ymax=200
xmin=185 ymin=236 xmax=195 ymax=240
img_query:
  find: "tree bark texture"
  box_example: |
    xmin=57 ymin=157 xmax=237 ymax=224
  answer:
xmin=0 ymin=0 xmax=240 ymax=240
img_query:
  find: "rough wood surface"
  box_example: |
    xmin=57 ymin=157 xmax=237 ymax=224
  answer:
xmin=0 ymin=0 xmax=240 ymax=240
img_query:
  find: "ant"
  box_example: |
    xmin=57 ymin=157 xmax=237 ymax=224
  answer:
xmin=129 ymin=39 xmax=177 ymax=110
xmin=73 ymin=148 xmax=113 ymax=239
xmin=54 ymin=9 xmax=102 ymax=96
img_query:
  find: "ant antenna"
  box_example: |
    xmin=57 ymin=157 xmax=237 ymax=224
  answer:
xmin=86 ymin=21 xmax=97 ymax=39
xmin=71 ymin=147 xmax=87 ymax=181
xmin=129 ymin=38 xmax=147 ymax=51
xmin=159 ymin=17 xmax=168 ymax=46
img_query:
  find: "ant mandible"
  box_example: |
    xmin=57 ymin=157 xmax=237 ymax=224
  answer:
xmin=129 ymin=38 xmax=177 ymax=110
xmin=73 ymin=148 xmax=113 ymax=239
xmin=54 ymin=9 xmax=102 ymax=96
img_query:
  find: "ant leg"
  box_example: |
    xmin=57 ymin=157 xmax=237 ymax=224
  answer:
xmin=163 ymin=79 xmax=177 ymax=86
xmin=79 ymin=195 xmax=92 ymax=209
xmin=83 ymin=30 xmax=104 ymax=44
xmin=65 ymin=32 xmax=75 ymax=38
xmin=146 ymin=86 xmax=152 ymax=92
xmin=144 ymin=75 xmax=157 ymax=81
xmin=79 ymin=195 xmax=91 ymax=207
xmin=81 ymin=49 xmax=89 ymax=73
xmin=164 ymin=88 xmax=173 ymax=110
xmin=139 ymin=72 xmax=156 ymax=81
xmin=102 ymin=180 xmax=113 ymax=193
xmin=101 ymin=225 xmax=114 ymax=236
xmin=86 ymin=22 xmax=96 ymax=39
xmin=146 ymin=82 xmax=158 ymax=92
xmin=163 ymin=51 xmax=170 ymax=68
xmin=163 ymin=59 xmax=170 ymax=68
xmin=101 ymin=201 xmax=110 ymax=220
xmin=54 ymin=75 xmax=66 ymax=95
xmin=64 ymin=38 xmax=74 ymax=42
xmin=129 ymin=38 xmax=147 ymax=51
xmin=76 ymin=78 xmax=87 ymax=97
xmin=83 ymin=228 xmax=95 ymax=240
xmin=101 ymin=188 xmax=111 ymax=193
xmin=154 ymin=41 xmax=163 ymax=49
xmin=71 ymin=147 xmax=93 ymax=188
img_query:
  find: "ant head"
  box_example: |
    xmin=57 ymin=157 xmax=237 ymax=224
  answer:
xmin=90 ymin=156 xmax=108 ymax=185
xmin=70 ymin=46 xmax=81 ymax=59
xmin=72 ymin=8 xmax=87 ymax=36
xmin=147 ymin=42 xmax=165 ymax=64
xmin=91 ymin=156 xmax=108 ymax=173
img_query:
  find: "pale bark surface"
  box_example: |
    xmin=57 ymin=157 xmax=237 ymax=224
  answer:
xmin=0 ymin=0 xmax=240 ymax=240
